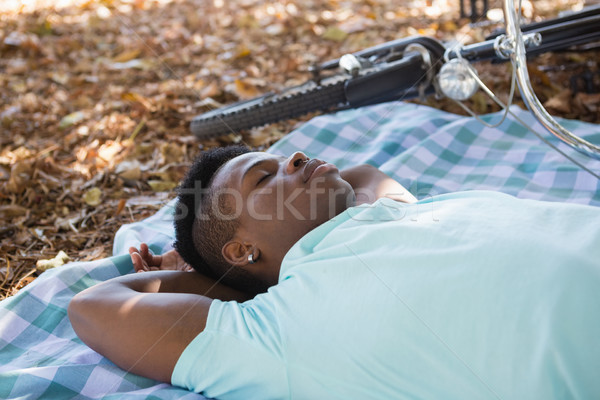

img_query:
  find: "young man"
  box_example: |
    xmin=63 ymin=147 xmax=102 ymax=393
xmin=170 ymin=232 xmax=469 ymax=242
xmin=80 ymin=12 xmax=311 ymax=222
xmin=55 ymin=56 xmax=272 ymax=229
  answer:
xmin=69 ymin=146 xmax=600 ymax=400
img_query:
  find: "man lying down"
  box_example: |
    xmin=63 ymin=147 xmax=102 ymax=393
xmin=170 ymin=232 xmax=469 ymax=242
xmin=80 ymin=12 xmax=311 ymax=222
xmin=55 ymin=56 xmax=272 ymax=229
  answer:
xmin=68 ymin=145 xmax=600 ymax=400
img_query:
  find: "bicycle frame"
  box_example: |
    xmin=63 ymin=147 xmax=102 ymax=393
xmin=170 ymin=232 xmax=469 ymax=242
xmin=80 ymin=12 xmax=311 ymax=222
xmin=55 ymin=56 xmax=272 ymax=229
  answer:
xmin=500 ymin=0 xmax=600 ymax=160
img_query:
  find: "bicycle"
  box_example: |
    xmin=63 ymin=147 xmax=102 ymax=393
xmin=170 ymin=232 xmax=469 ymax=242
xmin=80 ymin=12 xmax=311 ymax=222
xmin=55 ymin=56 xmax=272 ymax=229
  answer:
xmin=190 ymin=0 xmax=600 ymax=163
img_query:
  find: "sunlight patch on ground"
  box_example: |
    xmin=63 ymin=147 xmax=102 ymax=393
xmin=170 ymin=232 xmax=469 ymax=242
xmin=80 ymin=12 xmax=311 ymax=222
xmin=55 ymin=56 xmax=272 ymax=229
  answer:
xmin=1 ymin=0 xmax=87 ymax=14
xmin=0 ymin=0 xmax=177 ymax=15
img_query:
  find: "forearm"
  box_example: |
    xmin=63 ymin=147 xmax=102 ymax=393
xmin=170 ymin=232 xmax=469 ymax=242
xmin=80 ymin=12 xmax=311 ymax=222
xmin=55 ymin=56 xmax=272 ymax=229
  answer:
xmin=114 ymin=270 xmax=249 ymax=301
xmin=69 ymin=271 xmax=247 ymax=357
xmin=68 ymin=271 xmax=234 ymax=381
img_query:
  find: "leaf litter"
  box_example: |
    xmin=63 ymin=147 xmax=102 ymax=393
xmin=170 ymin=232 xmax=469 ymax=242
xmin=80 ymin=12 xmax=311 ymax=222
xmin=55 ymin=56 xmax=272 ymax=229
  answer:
xmin=0 ymin=0 xmax=598 ymax=299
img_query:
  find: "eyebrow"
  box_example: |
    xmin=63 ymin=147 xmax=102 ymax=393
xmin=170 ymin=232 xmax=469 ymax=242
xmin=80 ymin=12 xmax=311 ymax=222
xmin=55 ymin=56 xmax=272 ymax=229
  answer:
xmin=241 ymin=158 xmax=271 ymax=183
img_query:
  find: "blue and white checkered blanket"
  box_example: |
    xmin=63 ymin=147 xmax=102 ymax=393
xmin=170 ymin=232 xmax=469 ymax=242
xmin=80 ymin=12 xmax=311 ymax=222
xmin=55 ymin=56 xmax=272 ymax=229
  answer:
xmin=1 ymin=102 xmax=599 ymax=399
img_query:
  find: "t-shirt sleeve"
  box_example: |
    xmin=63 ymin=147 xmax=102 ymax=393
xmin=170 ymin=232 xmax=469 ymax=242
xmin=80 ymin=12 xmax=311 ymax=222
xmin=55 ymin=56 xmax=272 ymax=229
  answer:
xmin=171 ymin=294 xmax=288 ymax=400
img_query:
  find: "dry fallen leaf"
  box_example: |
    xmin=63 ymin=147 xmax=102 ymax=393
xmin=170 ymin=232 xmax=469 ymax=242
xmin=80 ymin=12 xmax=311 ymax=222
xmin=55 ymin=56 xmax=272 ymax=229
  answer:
xmin=122 ymin=92 xmax=154 ymax=111
xmin=233 ymin=79 xmax=261 ymax=100
xmin=83 ymin=187 xmax=103 ymax=206
xmin=148 ymin=180 xmax=178 ymax=192
xmin=116 ymin=198 xmax=127 ymax=215
xmin=160 ymin=143 xmax=184 ymax=164
xmin=112 ymin=48 xmax=142 ymax=63
xmin=0 ymin=204 xmax=28 ymax=218
xmin=544 ymin=89 xmax=572 ymax=114
xmin=107 ymin=59 xmax=154 ymax=70
xmin=0 ymin=265 xmax=14 ymax=282
xmin=59 ymin=111 xmax=86 ymax=129
xmin=36 ymin=251 xmax=71 ymax=272
xmin=115 ymin=160 xmax=142 ymax=180
xmin=11 ymin=276 xmax=36 ymax=294
xmin=7 ymin=160 xmax=33 ymax=194
xmin=98 ymin=141 xmax=126 ymax=164
xmin=575 ymin=92 xmax=600 ymax=113
xmin=322 ymin=26 xmax=348 ymax=42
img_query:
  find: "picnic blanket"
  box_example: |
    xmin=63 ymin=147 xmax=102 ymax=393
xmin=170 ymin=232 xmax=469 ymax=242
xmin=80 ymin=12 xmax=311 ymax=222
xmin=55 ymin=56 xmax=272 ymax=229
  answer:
xmin=1 ymin=101 xmax=599 ymax=399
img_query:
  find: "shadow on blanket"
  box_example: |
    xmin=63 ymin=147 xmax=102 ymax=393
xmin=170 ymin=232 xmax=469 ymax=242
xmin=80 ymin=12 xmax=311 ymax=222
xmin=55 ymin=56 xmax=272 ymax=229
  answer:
xmin=1 ymin=102 xmax=599 ymax=399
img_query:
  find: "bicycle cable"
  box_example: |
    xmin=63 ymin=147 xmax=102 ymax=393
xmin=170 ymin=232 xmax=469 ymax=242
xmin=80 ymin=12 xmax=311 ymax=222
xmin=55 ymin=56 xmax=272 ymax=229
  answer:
xmin=453 ymin=56 xmax=600 ymax=180
xmin=443 ymin=0 xmax=600 ymax=180
xmin=444 ymin=48 xmax=517 ymax=129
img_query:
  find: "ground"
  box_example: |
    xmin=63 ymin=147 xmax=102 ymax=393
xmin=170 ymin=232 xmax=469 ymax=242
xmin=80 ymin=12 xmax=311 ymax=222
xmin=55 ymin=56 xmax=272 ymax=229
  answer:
xmin=0 ymin=0 xmax=598 ymax=298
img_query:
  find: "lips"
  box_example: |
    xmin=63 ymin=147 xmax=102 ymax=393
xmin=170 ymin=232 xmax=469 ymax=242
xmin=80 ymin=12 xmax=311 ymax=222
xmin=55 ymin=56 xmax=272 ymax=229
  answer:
xmin=302 ymin=159 xmax=326 ymax=183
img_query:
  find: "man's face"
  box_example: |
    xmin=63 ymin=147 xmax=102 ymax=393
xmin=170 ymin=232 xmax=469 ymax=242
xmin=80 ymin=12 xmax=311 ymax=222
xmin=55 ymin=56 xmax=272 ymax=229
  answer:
xmin=211 ymin=151 xmax=355 ymax=247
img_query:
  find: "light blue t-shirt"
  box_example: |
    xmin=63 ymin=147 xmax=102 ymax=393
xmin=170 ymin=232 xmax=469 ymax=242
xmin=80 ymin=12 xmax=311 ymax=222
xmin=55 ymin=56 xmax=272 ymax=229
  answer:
xmin=172 ymin=191 xmax=600 ymax=399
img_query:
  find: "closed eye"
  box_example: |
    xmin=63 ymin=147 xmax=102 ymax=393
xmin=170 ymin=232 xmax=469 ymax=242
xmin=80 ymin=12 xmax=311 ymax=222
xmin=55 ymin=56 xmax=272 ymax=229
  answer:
xmin=257 ymin=173 xmax=271 ymax=185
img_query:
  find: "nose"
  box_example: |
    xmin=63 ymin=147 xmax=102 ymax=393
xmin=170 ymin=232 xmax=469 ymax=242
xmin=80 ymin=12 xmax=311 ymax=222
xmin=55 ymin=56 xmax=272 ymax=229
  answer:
xmin=286 ymin=152 xmax=309 ymax=174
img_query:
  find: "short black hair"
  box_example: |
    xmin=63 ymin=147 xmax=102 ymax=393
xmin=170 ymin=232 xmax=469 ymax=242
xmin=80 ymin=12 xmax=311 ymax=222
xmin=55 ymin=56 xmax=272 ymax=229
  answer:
xmin=174 ymin=145 xmax=268 ymax=295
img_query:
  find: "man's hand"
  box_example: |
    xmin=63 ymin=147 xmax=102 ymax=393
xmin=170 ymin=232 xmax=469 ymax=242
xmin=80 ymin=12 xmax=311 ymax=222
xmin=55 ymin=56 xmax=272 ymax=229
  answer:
xmin=129 ymin=243 xmax=193 ymax=272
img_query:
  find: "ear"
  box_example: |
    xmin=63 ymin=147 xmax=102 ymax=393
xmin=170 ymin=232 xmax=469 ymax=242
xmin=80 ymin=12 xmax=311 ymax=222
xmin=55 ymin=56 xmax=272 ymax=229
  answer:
xmin=222 ymin=240 xmax=258 ymax=266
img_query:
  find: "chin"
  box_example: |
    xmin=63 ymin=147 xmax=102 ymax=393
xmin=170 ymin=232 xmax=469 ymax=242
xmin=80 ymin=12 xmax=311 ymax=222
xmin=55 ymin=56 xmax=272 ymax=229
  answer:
xmin=318 ymin=192 xmax=354 ymax=223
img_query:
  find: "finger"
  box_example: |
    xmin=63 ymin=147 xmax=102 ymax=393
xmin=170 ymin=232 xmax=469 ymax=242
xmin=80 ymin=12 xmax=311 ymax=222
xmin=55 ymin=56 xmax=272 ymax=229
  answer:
xmin=140 ymin=243 xmax=149 ymax=259
xmin=130 ymin=251 xmax=142 ymax=272
xmin=145 ymin=245 xmax=162 ymax=266
xmin=140 ymin=243 xmax=162 ymax=266
xmin=128 ymin=246 xmax=139 ymax=255
xmin=130 ymin=252 xmax=148 ymax=273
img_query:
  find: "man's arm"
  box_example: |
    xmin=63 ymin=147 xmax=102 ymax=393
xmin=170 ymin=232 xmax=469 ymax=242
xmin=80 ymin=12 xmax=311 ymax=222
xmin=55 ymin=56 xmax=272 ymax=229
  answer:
xmin=68 ymin=271 xmax=248 ymax=383
xmin=341 ymin=164 xmax=417 ymax=205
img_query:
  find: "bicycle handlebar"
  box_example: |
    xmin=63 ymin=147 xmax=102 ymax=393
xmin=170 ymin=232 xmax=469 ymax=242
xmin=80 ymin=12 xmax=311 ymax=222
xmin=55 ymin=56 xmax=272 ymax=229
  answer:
xmin=502 ymin=0 xmax=600 ymax=160
xmin=457 ymin=13 xmax=600 ymax=62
